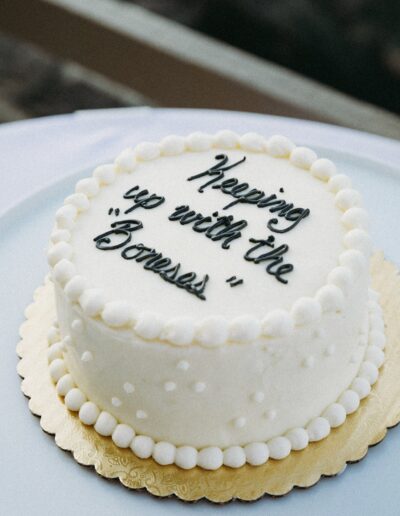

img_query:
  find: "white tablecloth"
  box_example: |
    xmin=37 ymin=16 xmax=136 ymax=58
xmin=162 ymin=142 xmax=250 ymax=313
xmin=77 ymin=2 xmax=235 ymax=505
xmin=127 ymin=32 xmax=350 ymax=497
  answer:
xmin=2 ymin=108 xmax=400 ymax=516
xmin=1 ymin=107 xmax=400 ymax=218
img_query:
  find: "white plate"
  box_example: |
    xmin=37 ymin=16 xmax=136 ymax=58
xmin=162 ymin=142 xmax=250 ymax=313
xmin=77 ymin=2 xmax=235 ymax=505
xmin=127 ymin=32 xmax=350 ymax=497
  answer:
xmin=2 ymin=109 xmax=400 ymax=516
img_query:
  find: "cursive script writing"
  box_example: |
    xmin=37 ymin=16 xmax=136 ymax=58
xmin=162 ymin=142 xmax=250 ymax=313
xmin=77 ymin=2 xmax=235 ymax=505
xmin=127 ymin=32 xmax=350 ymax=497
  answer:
xmin=188 ymin=154 xmax=310 ymax=233
xmin=93 ymin=221 xmax=209 ymax=300
xmin=123 ymin=185 xmax=165 ymax=214
xmin=244 ymin=235 xmax=293 ymax=284
xmin=168 ymin=204 xmax=248 ymax=249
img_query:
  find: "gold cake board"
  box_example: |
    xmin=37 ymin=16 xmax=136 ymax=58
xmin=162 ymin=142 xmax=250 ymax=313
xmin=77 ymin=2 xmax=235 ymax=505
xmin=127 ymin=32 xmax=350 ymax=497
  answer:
xmin=16 ymin=253 xmax=400 ymax=503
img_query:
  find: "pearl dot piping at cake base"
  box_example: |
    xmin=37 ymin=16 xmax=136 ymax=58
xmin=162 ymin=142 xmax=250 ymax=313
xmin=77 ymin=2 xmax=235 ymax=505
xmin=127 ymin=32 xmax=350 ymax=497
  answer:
xmin=56 ymin=374 xmax=75 ymax=396
xmin=46 ymin=293 xmax=385 ymax=470
xmin=48 ymin=131 xmax=373 ymax=348
xmin=223 ymin=446 xmax=246 ymax=468
xmin=47 ymin=341 xmax=64 ymax=362
xmin=306 ymin=417 xmax=331 ymax=442
xmin=48 ymin=322 xmax=382 ymax=470
xmin=351 ymin=377 xmax=371 ymax=399
xmin=49 ymin=358 xmax=67 ymax=382
xmin=153 ymin=442 xmax=176 ymax=465
xmin=65 ymin=388 xmax=87 ymax=411
xmin=244 ymin=443 xmax=270 ymax=465
xmin=197 ymin=447 xmax=224 ymax=470
xmin=338 ymin=390 xmax=360 ymax=414
xmin=175 ymin=446 xmax=198 ymax=470
xmin=94 ymin=412 xmax=117 ymax=436
xmin=286 ymin=428 xmax=309 ymax=451
xmin=131 ymin=436 xmax=154 ymax=459
xmin=79 ymin=402 xmax=100 ymax=425
xmin=267 ymin=437 xmax=291 ymax=460
xmin=112 ymin=424 xmax=135 ymax=448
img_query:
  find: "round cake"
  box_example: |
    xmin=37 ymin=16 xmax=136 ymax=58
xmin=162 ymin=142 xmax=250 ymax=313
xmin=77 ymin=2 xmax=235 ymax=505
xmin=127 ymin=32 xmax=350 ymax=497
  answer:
xmin=47 ymin=131 xmax=385 ymax=470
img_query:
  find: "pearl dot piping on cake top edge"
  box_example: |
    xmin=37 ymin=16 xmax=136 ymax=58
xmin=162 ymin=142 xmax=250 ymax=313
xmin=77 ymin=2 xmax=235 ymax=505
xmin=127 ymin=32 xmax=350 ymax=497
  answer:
xmin=48 ymin=299 xmax=384 ymax=470
xmin=51 ymin=131 xmax=370 ymax=347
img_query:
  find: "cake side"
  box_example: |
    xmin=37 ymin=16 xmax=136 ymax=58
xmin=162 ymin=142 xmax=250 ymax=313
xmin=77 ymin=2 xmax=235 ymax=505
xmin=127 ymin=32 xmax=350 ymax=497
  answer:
xmin=49 ymin=288 xmax=384 ymax=469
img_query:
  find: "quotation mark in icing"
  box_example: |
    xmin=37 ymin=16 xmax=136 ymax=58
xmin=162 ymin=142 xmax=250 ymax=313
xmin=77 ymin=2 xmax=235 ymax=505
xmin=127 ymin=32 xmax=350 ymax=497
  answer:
xmin=108 ymin=207 xmax=120 ymax=216
xmin=226 ymin=276 xmax=244 ymax=287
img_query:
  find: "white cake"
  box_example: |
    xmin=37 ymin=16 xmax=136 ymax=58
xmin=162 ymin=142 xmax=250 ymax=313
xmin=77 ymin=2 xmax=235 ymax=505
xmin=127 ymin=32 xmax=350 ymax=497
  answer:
xmin=47 ymin=131 xmax=385 ymax=470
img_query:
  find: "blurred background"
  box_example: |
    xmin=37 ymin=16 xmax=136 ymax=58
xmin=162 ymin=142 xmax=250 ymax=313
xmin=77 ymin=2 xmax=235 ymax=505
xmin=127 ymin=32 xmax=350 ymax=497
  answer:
xmin=1 ymin=0 xmax=400 ymax=137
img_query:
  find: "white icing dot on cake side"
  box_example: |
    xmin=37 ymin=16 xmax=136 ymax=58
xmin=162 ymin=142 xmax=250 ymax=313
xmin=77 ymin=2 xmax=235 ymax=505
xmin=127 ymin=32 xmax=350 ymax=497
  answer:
xmin=264 ymin=409 xmax=277 ymax=421
xmin=176 ymin=360 xmax=190 ymax=371
xmin=193 ymin=382 xmax=206 ymax=393
xmin=252 ymin=391 xmax=265 ymax=403
xmin=81 ymin=351 xmax=93 ymax=362
xmin=123 ymin=382 xmax=135 ymax=394
xmin=111 ymin=397 xmax=122 ymax=407
xmin=163 ymin=381 xmax=177 ymax=392
xmin=233 ymin=417 xmax=246 ymax=429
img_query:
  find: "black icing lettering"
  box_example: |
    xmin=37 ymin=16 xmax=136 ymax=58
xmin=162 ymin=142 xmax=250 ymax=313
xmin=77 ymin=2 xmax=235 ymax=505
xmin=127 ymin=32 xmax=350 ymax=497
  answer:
xmin=123 ymin=185 xmax=165 ymax=214
xmin=176 ymin=272 xmax=197 ymax=286
xmin=160 ymin=263 xmax=181 ymax=282
xmin=95 ymin=221 xmax=209 ymax=300
xmin=143 ymin=252 xmax=163 ymax=269
xmin=226 ymin=275 xmax=244 ymax=287
xmin=180 ymin=211 xmax=203 ymax=225
xmin=187 ymin=154 xmax=246 ymax=193
xmin=213 ymin=177 xmax=238 ymax=194
xmin=93 ymin=219 xmax=143 ymax=250
xmin=193 ymin=215 xmax=213 ymax=232
xmin=169 ymin=204 xmax=247 ymax=250
xmin=209 ymin=218 xmax=248 ymax=249
xmin=135 ymin=248 xmax=158 ymax=263
xmin=122 ymin=244 xmax=145 ymax=260
xmin=188 ymin=155 xmax=310 ymax=233
xmin=245 ymin=237 xmax=293 ymax=284
xmin=150 ymin=257 xmax=172 ymax=271
xmin=267 ymin=208 xmax=310 ymax=233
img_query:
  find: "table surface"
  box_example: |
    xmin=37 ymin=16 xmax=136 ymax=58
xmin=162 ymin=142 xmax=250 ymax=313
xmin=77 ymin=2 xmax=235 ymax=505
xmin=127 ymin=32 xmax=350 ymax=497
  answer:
xmin=1 ymin=108 xmax=400 ymax=516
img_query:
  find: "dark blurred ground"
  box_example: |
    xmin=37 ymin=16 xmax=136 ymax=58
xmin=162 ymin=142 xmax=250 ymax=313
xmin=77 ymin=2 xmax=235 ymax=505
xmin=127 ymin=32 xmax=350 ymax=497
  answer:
xmin=131 ymin=0 xmax=400 ymax=114
xmin=0 ymin=0 xmax=399 ymax=122
xmin=0 ymin=32 xmax=143 ymax=123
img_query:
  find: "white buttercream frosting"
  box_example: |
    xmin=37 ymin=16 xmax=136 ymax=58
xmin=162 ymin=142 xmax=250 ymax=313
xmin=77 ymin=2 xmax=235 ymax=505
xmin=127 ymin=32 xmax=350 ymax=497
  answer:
xmin=47 ymin=287 xmax=383 ymax=469
xmin=46 ymin=132 xmax=385 ymax=470
xmin=48 ymin=132 xmax=376 ymax=346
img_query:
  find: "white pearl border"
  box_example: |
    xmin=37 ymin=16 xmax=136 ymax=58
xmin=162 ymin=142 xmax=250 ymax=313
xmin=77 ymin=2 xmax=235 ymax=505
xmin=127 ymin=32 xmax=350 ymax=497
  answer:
xmin=47 ymin=291 xmax=385 ymax=470
xmin=48 ymin=131 xmax=372 ymax=347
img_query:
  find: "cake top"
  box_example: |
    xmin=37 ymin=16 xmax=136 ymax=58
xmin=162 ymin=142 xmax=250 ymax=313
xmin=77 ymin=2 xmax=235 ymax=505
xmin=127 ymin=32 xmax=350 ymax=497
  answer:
xmin=48 ymin=131 xmax=370 ymax=346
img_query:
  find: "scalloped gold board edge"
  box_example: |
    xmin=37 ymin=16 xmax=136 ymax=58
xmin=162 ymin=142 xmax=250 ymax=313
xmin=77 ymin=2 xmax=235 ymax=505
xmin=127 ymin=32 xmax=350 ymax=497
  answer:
xmin=16 ymin=252 xmax=400 ymax=503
